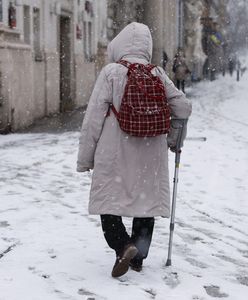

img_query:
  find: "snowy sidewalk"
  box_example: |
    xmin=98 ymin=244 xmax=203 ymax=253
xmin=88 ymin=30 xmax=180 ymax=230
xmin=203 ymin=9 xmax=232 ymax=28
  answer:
xmin=1 ymin=73 xmax=248 ymax=300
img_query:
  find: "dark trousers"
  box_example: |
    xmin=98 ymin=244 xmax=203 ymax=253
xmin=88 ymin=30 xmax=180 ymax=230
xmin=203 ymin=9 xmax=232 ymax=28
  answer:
xmin=100 ymin=214 xmax=154 ymax=265
xmin=176 ymin=80 xmax=185 ymax=93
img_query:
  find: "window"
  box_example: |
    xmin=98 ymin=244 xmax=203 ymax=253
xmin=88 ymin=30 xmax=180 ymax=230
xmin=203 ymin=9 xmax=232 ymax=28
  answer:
xmin=33 ymin=7 xmax=42 ymax=61
xmin=0 ymin=70 xmax=3 ymax=108
xmin=85 ymin=1 xmax=93 ymax=17
xmin=88 ymin=21 xmax=92 ymax=57
xmin=83 ymin=21 xmax=93 ymax=62
xmin=23 ymin=5 xmax=30 ymax=44
xmin=0 ymin=0 xmax=3 ymax=22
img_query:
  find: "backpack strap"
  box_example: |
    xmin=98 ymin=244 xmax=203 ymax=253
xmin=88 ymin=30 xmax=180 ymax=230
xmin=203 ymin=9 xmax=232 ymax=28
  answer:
xmin=146 ymin=64 xmax=156 ymax=72
xmin=118 ymin=60 xmax=156 ymax=72
xmin=118 ymin=60 xmax=139 ymax=76
xmin=107 ymin=60 xmax=133 ymax=118
xmin=117 ymin=60 xmax=132 ymax=69
xmin=107 ymin=103 xmax=119 ymax=118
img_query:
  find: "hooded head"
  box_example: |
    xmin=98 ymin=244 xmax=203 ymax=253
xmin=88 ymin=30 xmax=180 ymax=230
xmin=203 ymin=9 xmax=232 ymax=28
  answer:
xmin=107 ymin=22 xmax=153 ymax=63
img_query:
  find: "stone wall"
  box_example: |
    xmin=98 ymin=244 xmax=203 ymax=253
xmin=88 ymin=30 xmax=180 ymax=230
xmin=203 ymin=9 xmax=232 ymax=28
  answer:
xmin=0 ymin=28 xmax=34 ymax=132
xmin=75 ymin=54 xmax=96 ymax=108
xmin=33 ymin=60 xmax=46 ymax=120
xmin=0 ymin=0 xmax=109 ymax=132
xmin=44 ymin=52 xmax=60 ymax=114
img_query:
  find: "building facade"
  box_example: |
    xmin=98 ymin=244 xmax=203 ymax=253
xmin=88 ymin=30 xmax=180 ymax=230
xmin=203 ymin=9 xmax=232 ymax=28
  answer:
xmin=184 ymin=0 xmax=231 ymax=81
xmin=0 ymin=0 xmax=107 ymax=133
xmin=107 ymin=0 xmax=184 ymax=70
xmin=1 ymin=0 xmax=197 ymax=133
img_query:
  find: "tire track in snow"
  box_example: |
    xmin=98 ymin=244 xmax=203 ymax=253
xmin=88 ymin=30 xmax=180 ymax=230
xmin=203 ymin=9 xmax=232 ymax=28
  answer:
xmin=182 ymin=202 xmax=248 ymax=239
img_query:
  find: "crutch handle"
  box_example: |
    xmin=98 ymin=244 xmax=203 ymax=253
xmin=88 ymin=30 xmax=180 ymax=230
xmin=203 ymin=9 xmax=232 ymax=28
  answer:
xmin=175 ymin=119 xmax=188 ymax=152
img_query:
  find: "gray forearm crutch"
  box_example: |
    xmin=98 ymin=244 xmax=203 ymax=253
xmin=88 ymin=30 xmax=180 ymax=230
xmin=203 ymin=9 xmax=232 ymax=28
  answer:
xmin=166 ymin=119 xmax=187 ymax=267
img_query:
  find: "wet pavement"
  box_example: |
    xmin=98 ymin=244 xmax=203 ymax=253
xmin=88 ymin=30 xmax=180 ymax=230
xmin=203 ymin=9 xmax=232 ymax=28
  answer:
xmin=18 ymin=107 xmax=86 ymax=134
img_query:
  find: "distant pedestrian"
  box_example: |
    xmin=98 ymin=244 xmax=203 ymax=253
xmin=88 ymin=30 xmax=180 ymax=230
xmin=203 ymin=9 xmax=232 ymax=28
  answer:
xmin=172 ymin=48 xmax=190 ymax=93
xmin=162 ymin=51 xmax=169 ymax=71
xmin=236 ymin=58 xmax=242 ymax=81
xmin=228 ymin=55 xmax=236 ymax=76
xmin=77 ymin=22 xmax=192 ymax=278
xmin=201 ymin=20 xmax=225 ymax=81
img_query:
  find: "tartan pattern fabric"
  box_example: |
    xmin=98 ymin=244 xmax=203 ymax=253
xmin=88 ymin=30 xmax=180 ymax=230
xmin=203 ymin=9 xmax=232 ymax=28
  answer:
xmin=110 ymin=60 xmax=170 ymax=137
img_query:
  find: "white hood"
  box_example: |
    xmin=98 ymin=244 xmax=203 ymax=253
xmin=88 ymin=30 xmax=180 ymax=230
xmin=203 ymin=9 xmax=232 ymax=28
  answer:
xmin=107 ymin=22 xmax=153 ymax=63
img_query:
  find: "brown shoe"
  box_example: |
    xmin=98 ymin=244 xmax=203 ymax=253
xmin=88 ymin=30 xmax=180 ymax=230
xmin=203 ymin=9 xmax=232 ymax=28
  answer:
xmin=111 ymin=244 xmax=138 ymax=278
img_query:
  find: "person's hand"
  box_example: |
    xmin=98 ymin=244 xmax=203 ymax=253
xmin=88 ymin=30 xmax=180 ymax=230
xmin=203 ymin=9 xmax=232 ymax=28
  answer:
xmin=167 ymin=119 xmax=188 ymax=151
xmin=169 ymin=146 xmax=177 ymax=153
xmin=169 ymin=147 xmax=182 ymax=153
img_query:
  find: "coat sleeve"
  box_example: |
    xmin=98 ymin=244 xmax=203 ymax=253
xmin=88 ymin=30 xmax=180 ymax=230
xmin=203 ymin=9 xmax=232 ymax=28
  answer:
xmin=157 ymin=67 xmax=192 ymax=118
xmin=156 ymin=67 xmax=192 ymax=149
xmin=77 ymin=67 xmax=112 ymax=172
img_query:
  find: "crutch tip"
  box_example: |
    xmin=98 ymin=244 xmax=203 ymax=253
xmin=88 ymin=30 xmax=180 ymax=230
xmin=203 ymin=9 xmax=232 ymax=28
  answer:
xmin=165 ymin=259 xmax=172 ymax=266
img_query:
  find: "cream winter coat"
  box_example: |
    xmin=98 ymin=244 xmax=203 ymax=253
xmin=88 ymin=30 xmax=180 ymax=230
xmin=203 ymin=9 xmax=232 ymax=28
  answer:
xmin=77 ymin=22 xmax=192 ymax=218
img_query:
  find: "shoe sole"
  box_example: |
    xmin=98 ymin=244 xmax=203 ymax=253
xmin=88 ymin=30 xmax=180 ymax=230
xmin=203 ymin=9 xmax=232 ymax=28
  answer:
xmin=111 ymin=246 xmax=138 ymax=278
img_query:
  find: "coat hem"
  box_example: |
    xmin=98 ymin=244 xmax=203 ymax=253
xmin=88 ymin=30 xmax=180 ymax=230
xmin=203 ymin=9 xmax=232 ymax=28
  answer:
xmin=88 ymin=209 xmax=170 ymax=218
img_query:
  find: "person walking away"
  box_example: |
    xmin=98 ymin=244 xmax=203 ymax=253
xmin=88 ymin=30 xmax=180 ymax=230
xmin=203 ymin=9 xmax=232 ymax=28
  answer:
xmin=209 ymin=22 xmax=225 ymax=79
xmin=77 ymin=22 xmax=192 ymax=278
xmin=228 ymin=53 xmax=237 ymax=77
xmin=236 ymin=58 xmax=241 ymax=81
xmin=162 ymin=50 xmax=169 ymax=71
xmin=172 ymin=48 xmax=190 ymax=93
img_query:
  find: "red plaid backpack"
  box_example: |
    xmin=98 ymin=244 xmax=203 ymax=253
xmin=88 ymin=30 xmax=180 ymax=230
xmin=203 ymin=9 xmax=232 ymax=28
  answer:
xmin=109 ymin=60 xmax=170 ymax=137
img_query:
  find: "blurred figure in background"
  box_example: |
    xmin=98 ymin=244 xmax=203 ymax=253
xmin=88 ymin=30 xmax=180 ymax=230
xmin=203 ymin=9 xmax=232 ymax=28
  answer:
xmin=228 ymin=53 xmax=237 ymax=76
xmin=162 ymin=51 xmax=169 ymax=71
xmin=201 ymin=19 xmax=225 ymax=81
xmin=172 ymin=48 xmax=190 ymax=93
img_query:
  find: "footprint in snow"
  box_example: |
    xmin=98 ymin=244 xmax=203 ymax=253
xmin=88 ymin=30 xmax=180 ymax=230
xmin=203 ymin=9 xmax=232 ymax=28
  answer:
xmin=204 ymin=285 xmax=228 ymax=298
xmin=238 ymin=249 xmax=248 ymax=258
xmin=236 ymin=275 xmax=248 ymax=287
xmin=192 ymin=295 xmax=205 ymax=300
xmin=0 ymin=221 xmax=10 ymax=228
xmin=116 ymin=276 xmax=132 ymax=286
xmin=28 ymin=266 xmax=50 ymax=279
xmin=163 ymin=271 xmax=180 ymax=288
xmin=54 ymin=289 xmax=76 ymax=299
xmin=78 ymin=288 xmax=96 ymax=298
xmin=47 ymin=248 xmax=57 ymax=259
xmin=237 ymin=185 xmax=246 ymax=190
xmin=87 ymin=216 xmax=101 ymax=227
xmin=212 ymin=253 xmax=248 ymax=268
xmin=144 ymin=288 xmax=156 ymax=299
xmin=185 ymin=257 xmax=209 ymax=269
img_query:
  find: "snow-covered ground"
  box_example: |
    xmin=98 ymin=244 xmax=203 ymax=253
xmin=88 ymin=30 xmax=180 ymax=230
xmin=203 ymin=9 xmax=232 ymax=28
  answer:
xmin=1 ymin=70 xmax=248 ymax=300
